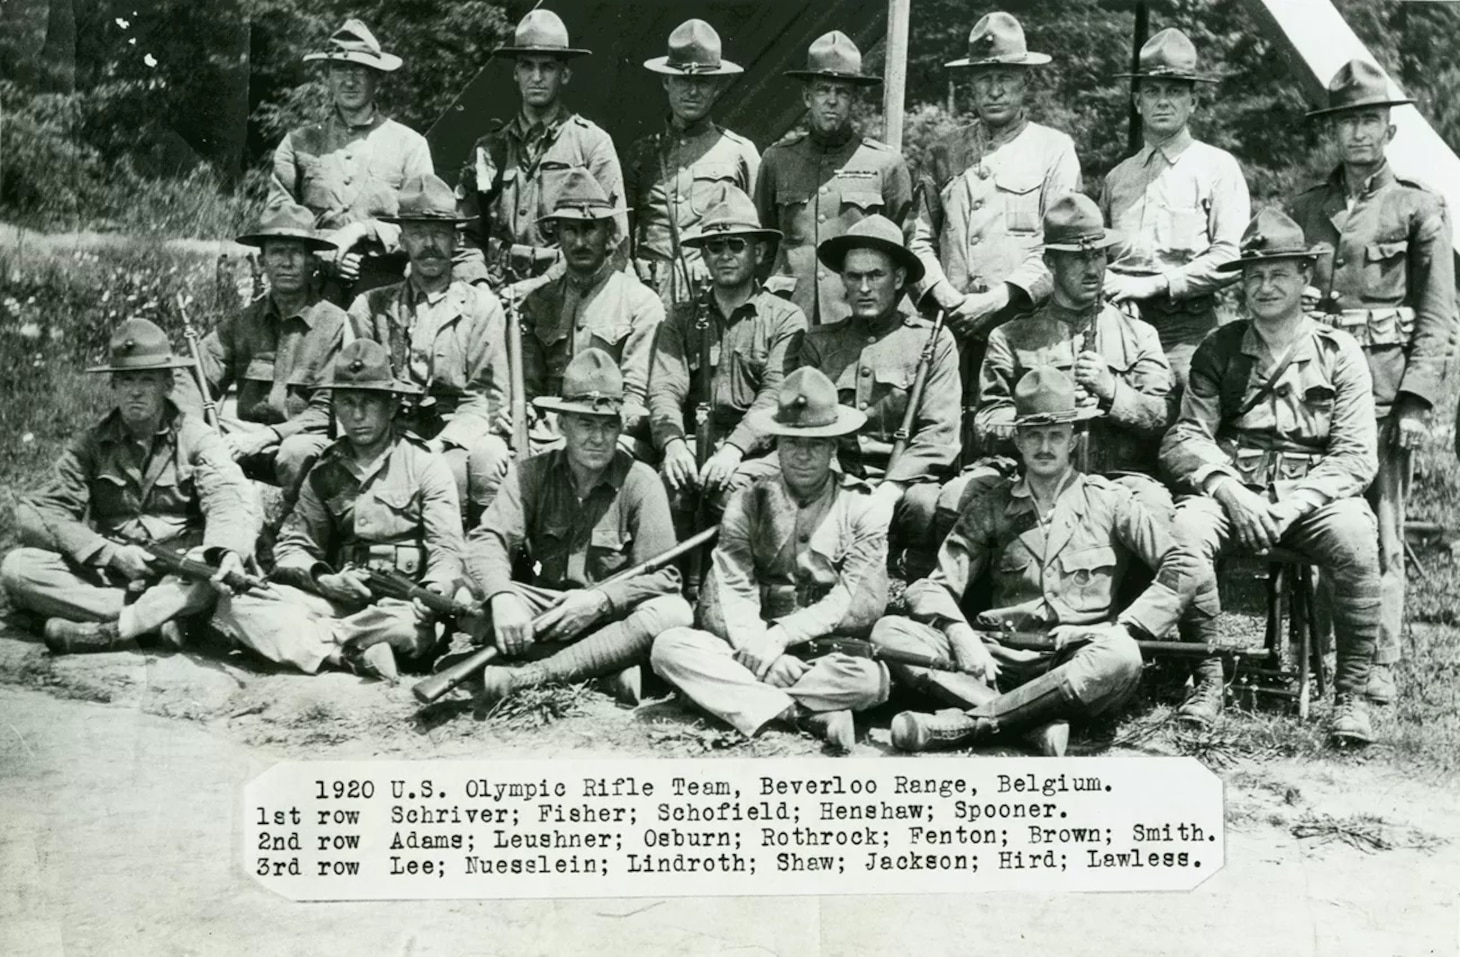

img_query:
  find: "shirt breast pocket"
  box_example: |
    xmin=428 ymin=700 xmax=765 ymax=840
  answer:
xmin=1364 ymin=240 xmax=1409 ymax=303
xmin=1155 ymin=202 xmax=1208 ymax=258
xmin=358 ymin=487 xmax=420 ymax=542
xmin=295 ymin=151 xmax=332 ymax=208
xmin=1057 ymin=545 xmax=1119 ymax=615
xmin=90 ymin=471 xmax=134 ymax=520
xmin=776 ymin=188 xmax=811 ymax=243
xmin=994 ymin=172 xmax=1042 ymax=234
xmin=688 ymin=163 xmax=739 ymax=216
xmin=726 ymin=341 xmax=769 ymax=408
xmin=537 ymin=161 xmax=581 ymax=220
xmin=588 ymin=527 xmax=632 ymax=581
xmin=839 ymin=189 xmax=884 ymax=224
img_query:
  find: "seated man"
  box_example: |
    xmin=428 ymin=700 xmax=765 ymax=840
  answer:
xmin=873 ymin=367 xmax=1184 ymax=756
xmin=652 ymin=367 xmax=892 ymax=752
xmin=1161 ymin=209 xmax=1380 ymax=745
xmin=197 ymin=202 xmax=350 ymax=491
xmin=213 ymin=340 xmax=464 ymax=680
xmin=461 ymin=349 xmax=693 ymax=705
xmin=518 ymin=170 xmax=662 ymax=457
xmin=2 ymin=319 xmax=258 ymax=653
xmin=348 ymin=173 xmax=512 ymax=522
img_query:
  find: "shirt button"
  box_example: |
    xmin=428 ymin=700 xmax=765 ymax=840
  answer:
xmin=817 ymin=270 xmax=826 ymax=279
xmin=973 ymin=200 xmax=983 ymax=210
xmin=1334 ymin=258 xmax=1345 ymax=268
xmin=859 ymin=401 xmax=869 ymax=410
xmin=866 ymin=336 xmax=875 ymax=344
xmin=861 ymin=368 xmax=871 ymax=377
xmin=819 ymin=186 xmax=829 ymax=195
xmin=970 ymin=236 xmax=981 ymax=245
xmin=818 ymin=215 xmax=827 ymax=223
xmin=343 ymin=175 xmax=353 ymax=184
xmin=798 ymin=532 xmax=810 ymax=543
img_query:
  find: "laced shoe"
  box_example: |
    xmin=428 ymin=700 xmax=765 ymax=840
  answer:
xmin=43 ymin=619 xmax=132 ymax=655
xmin=890 ymin=708 xmax=987 ymax=752
xmin=798 ymin=709 xmax=856 ymax=752
xmin=1176 ymin=656 xmax=1225 ymax=727
xmin=1364 ymin=663 xmax=1396 ymax=706
xmin=1023 ymin=720 xmax=1071 ymax=757
xmin=1328 ymin=693 xmax=1373 ymax=747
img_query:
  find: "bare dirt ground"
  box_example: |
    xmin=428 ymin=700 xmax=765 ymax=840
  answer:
xmin=0 ymin=619 xmax=1455 ymax=957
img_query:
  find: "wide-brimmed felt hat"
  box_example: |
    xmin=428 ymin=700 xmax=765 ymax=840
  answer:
xmin=533 ymin=348 xmax=625 ymax=418
xmin=1042 ymin=193 xmax=1122 ymax=252
xmin=1216 ymin=208 xmax=1325 ymax=273
xmin=236 ymin=202 xmax=337 ymax=252
xmin=816 ymin=214 xmax=925 ymax=284
xmin=645 ymin=19 xmax=742 ymax=76
xmin=303 ymin=19 xmax=402 ymax=73
xmin=495 ymin=9 xmax=591 ymax=60
xmin=537 ymin=169 xmax=625 ymax=225
xmin=1013 ymin=367 xmax=1102 ymax=427
xmin=1306 ymin=58 xmax=1415 ymax=119
xmin=87 ymin=318 xmax=194 ymax=374
xmin=327 ymin=340 xmax=421 ymax=395
xmin=1115 ymin=28 xmax=1218 ymax=83
xmin=785 ymin=32 xmax=881 ymax=86
xmin=378 ymin=174 xmax=475 ymax=225
xmin=681 ymin=187 xmax=782 ymax=245
xmin=946 ymin=12 xmax=1051 ymax=69
xmin=748 ymin=367 xmax=866 ymax=439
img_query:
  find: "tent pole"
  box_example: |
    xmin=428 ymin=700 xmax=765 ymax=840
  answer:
xmin=883 ymin=0 xmax=911 ymax=150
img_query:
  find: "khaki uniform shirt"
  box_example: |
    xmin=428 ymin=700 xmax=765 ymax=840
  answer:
xmin=14 ymin=401 xmax=258 ymax=567
xmin=275 ymin=431 xmax=463 ymax=593
xmin=904 ymin=472 xmax=1182 ymax=640
xmin=699 ymin=473 xmax=890 ymax=648
xmin=1287 ymin=162 xmax=1457 ymax=419
xmin=624 ymin=118 xmax=760 ymax=303
xmin=754 ymin=128 xmax=913 ymax=325
xmin=800 ymin=305 xmax=961 ymax=483
xmin=347 ymin=278 xmax=511 ymax=449
xmin=648 ymin=286 xmax=807 ymax=456
xmin=910 ymin=118 xmax=1081 ymax=310
xmin=1100 ymin=130 xmax=1250 ymax=343
xmin=467 ymin=448 xmax=680 ymax=613
xmin=197 ymin=294 xmax=348 ymax=438
xmin=1160 ymin=317 xmax=1378 ymax=507
xmin=519 ymin=263 xmax=663 ymax=435
xmin=977 ymin=301 xmax=1175 ymax=474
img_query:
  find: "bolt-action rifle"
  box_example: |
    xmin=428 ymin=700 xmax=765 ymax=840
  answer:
xmin=685 ymin=289 xmax=716 ymax=601
xmin=887 ymin=308 xmax=946 ymax=471
xmin=108 ymin=534 xmax=273 ymax=596
xmin=176 ymin=294 xmax=220 ymax=432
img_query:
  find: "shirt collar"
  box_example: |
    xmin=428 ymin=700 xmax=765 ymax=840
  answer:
xmin=983 ymin=114 xmax=1029 ymax=151
xmin=512 ymin=104 xmax=568 ymax=139
xmin=406 ymin=275 xmax=453 ymax=308
xmin=548 ymin=447 xmax=630 ymax=493
xmin=1336 ymin=160 xmax=1394 ymax=198
xmin=850 ymin=298 xmax=915 ymax=337
xmin=808 ymin=124 xmax=857 ymax=151
xmin=1005 ymin=469 xmax=1080 ymax=515
xmin=1039 ymin=298 xmax=1101 ymax=331
xmin=1240 ymin=315 xmax=1317 ymax=361
xmin=1141 ymin=127 xmax=1194 ymax=166
xmin=266 ymin=294 xmax=316 ymax=327
xmin=668 ymin=114 xmax=717 ymax=140
xmin=99 ymin=399 xmax=181 ymax=445
xmin=567 ymin=259 xmax=616 ymax=293
xmin=334 ymin=105 xmax=382 ymax=132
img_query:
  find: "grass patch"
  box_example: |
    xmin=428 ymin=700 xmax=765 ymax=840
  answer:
xmin=477 ymin=681 xmax=593 ymax=731
xmin=1292 ymin=811 xmax=1447 ymax=853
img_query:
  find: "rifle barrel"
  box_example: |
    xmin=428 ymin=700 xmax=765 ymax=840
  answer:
xmin=888 ymin=308 xmax=945 ymax=470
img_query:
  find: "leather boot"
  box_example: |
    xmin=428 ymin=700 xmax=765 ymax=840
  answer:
xmin=1364 ymin=663 xmax=1396 ymax=706
xmin=601 ymin=665 xmax=642 ymax=706
xmin=797 ymin=709 xmax=856 ymax=752
xmin=894 ymin=671 xmax=1079 ymax=753
xmin=1023 ymin=721 xmax=1071 ymax=757
xmin=891 ymin=708 xmax=988 ymax=752
xmin=44 ymin=619 xmax=134 ymax=655
xmin=1328 ymin=693 xmax=1373 ymax=747
xmin=1177 ymin=656 xmax=1225 ymax=727
xmin=890 ymin=662 xmax=998 ymax=710
xmin=477 ymin=663 xmax=549 ymax=711
xmin=358 ymin=644 xmax=399 ymax=684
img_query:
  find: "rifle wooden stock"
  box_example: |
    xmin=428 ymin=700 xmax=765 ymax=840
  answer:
xmin=888 ymin=308 xmax=946 ymax=471
xmin=111 ymin=535 xmax=272 ymax=595
xmin=365 ymin=568 xmax=479 ymax=619
xmin=176 ymin=294 xmax=220 ymax=431
xmin=983 ymin=631 xmax=1268 ymax=658
xmin=504 ymin=287 xmax=530 ymax=454
xmin=685 ymin=293 xmax=715 ymax=599
xmin=412 ymin=525 xmax=721 ymax=704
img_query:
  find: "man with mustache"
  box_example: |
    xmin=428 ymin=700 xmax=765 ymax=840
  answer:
xmin=347 ymin=174 xmax=512 ymax=524
xmin=1286 ymin=59 xmax=1457 ymax=706
xmin=754 ymin=32 xmax=913 ymax=326
xmin=2 ymin=320 xmax=258 ymax=654
xmin=455 ymin=9 xmax=626 ymax=301
xmin=1099 ymin=27 xmax=1251 ymax=388
xmin=624 ymin=18 xmax=760 ymax=310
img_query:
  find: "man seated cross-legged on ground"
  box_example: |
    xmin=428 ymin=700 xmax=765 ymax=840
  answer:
xmin=873 ymin=366 xmax=1187 ymax=756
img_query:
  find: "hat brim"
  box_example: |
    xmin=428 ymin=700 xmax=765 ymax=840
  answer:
xmin=495 ymin=45 xmax=592 ymax=59
xmin=536 ymin=205 xmax=627 ymax=226
xmin=236 ymin=229 xmax=338 ymax=252
xmin=816 ymin=234 xmax=926 ymax=285
xmin=1114 ymin=70 xmax=1219 ymax=84
xmin=644 ymin=57 xmax=743 ymax=76
xmin=1044 ymin=230 xmax=1124 ymax=253
xmin=1107 ymin=259 xmax=1164 ymax=277
xmin=532 ymin=396 xmax=624 ymax=418
xmin=682 ymin=225 xmax=783 ymax=246
xmin=1215 ymin=248 xmax=1323 ymax=273
xmin=1013 ymin=406 xmax=1104 ymax=427
xmin=1305 ymin=96 xmax=1415 ymax=119
xmin=377 ymin=213 xmax=476 ymax=225
xmin=748 ymin=406 xmax=867 ymax=439
xmin=945 ymin=52 xmax=1052 ymax=69
xmin=327 ymin=381 xmax=423 ymax=395
xmin=784 ymin=70 xmax=881 ymax=86
xmin=86 ymin=357 xmax=196 ymax=374
xmin=303 ymin=51 xmax=402 ymax=72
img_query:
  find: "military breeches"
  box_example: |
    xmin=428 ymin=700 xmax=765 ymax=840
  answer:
xmin=214 ymin=585 xmax=431 ymax=675
xmin=1366 ymin=438 xmax=1409 ymax=664
xmin=0 ymin=547 xmax=215 ymax=639
xmin=1172 ymin=495 xmax=1378 ymax=695
xmin=651 ymin=627 xmax=890 ymax=738
xmin=870 ymin=615 xmax=1144 ymax=719
xmin=442 ymin=435 xmax=511 ymax=511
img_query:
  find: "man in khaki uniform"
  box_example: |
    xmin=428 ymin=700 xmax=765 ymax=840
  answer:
xmin=1160 ymin=209 xmax=1380 ymax=746
xmin=652 ymin=368 xmax=891 ymax=752
xmin=624 ymin=19 xmax=760 ymax=309
xmin=455 ymin=10 xmax=626 ymax=298
xmin=215 ymin=340 xmax=464 ymax=680
xmin=270 ymin=19 xmax=433 ymax=301
xmin=348 ymin=174 xmax=512 ymax=521
xmin=1100 ymin=28 xmax=1250 ymax=387
xmin=519 ymin=171 xmax=662 ymax=457
xmin=755 ymin=32 xmax=914 ymax=326
xmin=462 ymin=350 xmax=693 ymax=706
xmin=2 ymin=320 xmax=258 ymax=654
xmin=874 ymin=368 xmax=1183 ymax=756
xmin=194 ymin=203 xmax=350 ymax=491
xmin=1288 ymin=59 xmax=1458 ymax=704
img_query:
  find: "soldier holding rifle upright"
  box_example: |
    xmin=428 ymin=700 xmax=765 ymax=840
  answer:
xmin=873 ymin=367 xmax=1186 ymax=756
xmin=2 ymin=320 xmax=259 ymax=654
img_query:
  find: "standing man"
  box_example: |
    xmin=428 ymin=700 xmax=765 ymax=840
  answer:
xmin=462 ymin=350 xmax=694 ymax=706
xmin=196 ymin=202 xmax=350 ymax=492
xmin=755 ymin=32 xmax=914 ymax=326
xmin=1288 ymin=59 xmax=1458 ymax=705
xmin=873 ymin=368 xmax=1184 ymax=756
xmin=271 ymin=19 xmax=433 ymax=301
xmin=648 ymin=189 xmax=808 ymax=507
xmin=1161 ymin=209 xmax=1380 ymax=745
xmin=1100 ymin=27 xmax=1250 ymax=387
xmin=214 ymin=340 xmax=464 ymax=681
xmin=2 ymin=320 xmax=258 ymax=653
xmin=652 ymin=368 xmax=891 ymax=752
xmin=348 ymin=174 xmax=512 ymax=523
xmin=455 ymin=9 xmax=626 ymax=299
xmin=519 ymin=171 xmax=662 ymax=457
xmin=625 ymin=18 xmax=760 ymax=310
